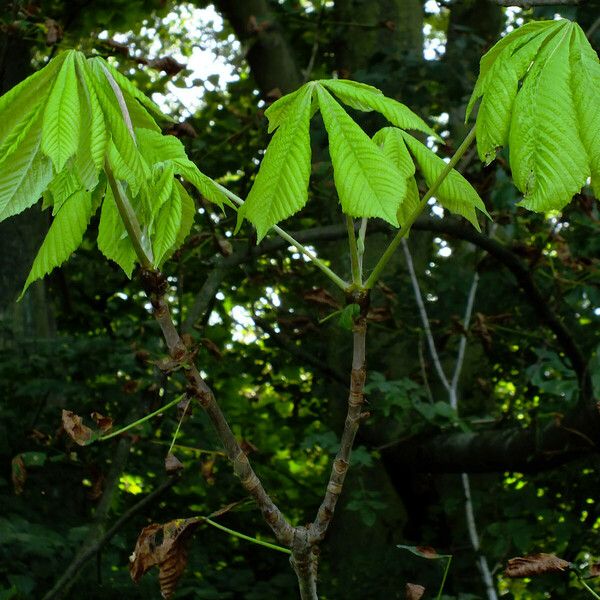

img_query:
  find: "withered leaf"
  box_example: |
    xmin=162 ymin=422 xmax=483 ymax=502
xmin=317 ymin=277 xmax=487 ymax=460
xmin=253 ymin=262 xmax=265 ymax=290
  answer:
xmin=11 ymin=455 xmax=26 ymax=495
xmin=90 ymin=412 xmax=113 ymax=433
xmin=405 ymin=583 xmax=425 ymax=600
xmin=165 ymin=453 xmax=184 ymax=474
xmin=62 ymin=410 xmax=95 ymax=446
xmin=130 ymin=518 xmax=200 ymax=599
xmin=505 ymin=553 xmax=570 ymax=578
xmin=44 ymin=18 xmax=63 ymax=45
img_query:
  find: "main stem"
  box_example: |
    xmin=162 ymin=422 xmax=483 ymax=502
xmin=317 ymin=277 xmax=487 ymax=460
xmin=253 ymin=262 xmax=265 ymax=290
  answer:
xmin=311 ymin=291 xmax=370 ymax=542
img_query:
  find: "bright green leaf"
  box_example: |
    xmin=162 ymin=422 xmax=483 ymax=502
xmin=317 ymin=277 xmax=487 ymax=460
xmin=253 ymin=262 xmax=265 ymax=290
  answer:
xmin=509 ymin=25 xmax=589 ymax=212
xmin=239 ymin=85 xmax=313 ymax=241
xmin=152 ymin=188 xmax=182 ymax=266
xmin=401 ymin=132 xmax=489 ymax=230
xmin=21 ymin=190 xmax=93 ymax=297
xmin=322 ymin=79 xmax=439 ymax=139
xmin=41 ymin=51 xmax=81 ymax=172
xmin=97 ymin=186 xmax=137 ymax=277
xmin=316 ymin=85 xmax=404 ymax=226
xmin=0 ymin=109 xmax=54 ymax=222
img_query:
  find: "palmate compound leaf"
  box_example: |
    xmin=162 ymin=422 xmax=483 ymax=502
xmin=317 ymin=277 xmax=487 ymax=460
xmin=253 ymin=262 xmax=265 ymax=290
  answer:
xmin=238 ymin=84 xmax=313 ymax=241
xmin=401 ymin=132 xmax=489 ymax=230
xmin=20 ymin=190 xmax=94 ymax=297
xmin=316 ymin=85 xmax=405 ymax=226
xmin=467 ymin=19 xmax=600 ymax=211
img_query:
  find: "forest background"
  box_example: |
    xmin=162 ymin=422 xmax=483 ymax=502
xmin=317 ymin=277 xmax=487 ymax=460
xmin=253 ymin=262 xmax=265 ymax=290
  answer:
xmin=1 ymin=0 xmax=600 ymax=598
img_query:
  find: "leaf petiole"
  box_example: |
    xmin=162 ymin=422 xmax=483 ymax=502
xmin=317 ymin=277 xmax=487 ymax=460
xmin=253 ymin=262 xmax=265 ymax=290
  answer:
xmin=100 ymin=394 xmax=185 ymax=441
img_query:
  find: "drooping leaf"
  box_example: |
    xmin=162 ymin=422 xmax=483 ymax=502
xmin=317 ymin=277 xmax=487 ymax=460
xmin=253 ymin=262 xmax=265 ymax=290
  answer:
xmin=264 ymin=86 xmax=306 ymax=133
xmin=21 ymin=190 xmax=93 ymax=296
xmin=316 ymin=85 xmax=404 ymax=226
xmin=153 ymin=188 xmax=182 ymax=266
xmin=97 ymin=185 xmax=137 ymax=277
xmin=135 ymin=127 xmax=228 ymax=208
xmin=401 ymin=132 xmax=489 ymax=230
xmin=373 ymin=127 xmax=420 ymax=226
xmin=46 ymin=170 xmax=84 ymax=214
xmin=61 ymin=410 xmax=96 ymax=446
xmin=239 ymin=85 xmax=313 ymax=241
xmin=172 ymin=181 xmax=196 ymax=251
xmin=509 ymin=25 xmax=589 ymax=211
xmin=130 ymin=518 xmax=200 ymax=599
xmin=41 ymin=51 xmax=81 ymax=172
xmin=322 ymin=79 xmax=439 ymax=139
xmin=73 ymin=54 xmax=107 ymax=190
xmin=397 ymin=545 xmax=452 ymax=559
xmin=467 ymin=19 xmax=599 ymax=209
xmin=0 ymin=109 xmax=54 ymax=222
xmin=569 ymin=26 xmax=600 ymax=198
xmin=0 ymin=51 xmax=67 ymax=157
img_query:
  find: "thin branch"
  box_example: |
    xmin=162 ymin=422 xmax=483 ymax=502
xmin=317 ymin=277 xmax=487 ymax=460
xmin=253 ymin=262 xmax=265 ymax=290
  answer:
xmin=141 ymin=269 xmax=295 ymax=545
xmin=346 ymin=215 xmax=361 ymax=285
xmin=402 ymin=239 xmax=450 ymax=392
xmin=450 ymin=273 xmax=479 ymax=409
xmin=43 ymin=475 xmax=177 ymax=600
xmin=311 ymin=290 xmax=370 ymax=542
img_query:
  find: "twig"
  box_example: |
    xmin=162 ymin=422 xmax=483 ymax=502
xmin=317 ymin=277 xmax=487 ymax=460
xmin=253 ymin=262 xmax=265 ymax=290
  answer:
xmin=402 ymin=239 xmax=450 ymax=393
xmin=403 ymin=241 xmax=497 ymax=600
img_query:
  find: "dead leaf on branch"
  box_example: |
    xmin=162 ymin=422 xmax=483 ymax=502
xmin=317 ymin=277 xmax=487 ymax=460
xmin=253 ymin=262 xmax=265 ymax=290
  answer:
xmin=165 ymin=453 xmax=184 ymax=474
xmin=505 ymin=553 xmax=570 ymax=578
xmin=90 ymin=412 xmax=113 ymax=433
xmin=62 ymin=410 xmax=95 ymax=446
xmin=130 ymin=518 xmax=200 ymax=599
xmin=148 ymin=56 xmax=186 ymax=76
xmin=44 ymin=18 xmax=63 ymax=45
xmin=405 ymin=583 xmax=425 ymax=600
xmin=304 ymin=288 xmax=341 ymax=310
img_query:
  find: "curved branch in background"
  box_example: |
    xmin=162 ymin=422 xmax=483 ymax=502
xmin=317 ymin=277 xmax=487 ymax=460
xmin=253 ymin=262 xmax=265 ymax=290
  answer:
xmin=43 ymin=474 xmax=178 ymax=600
xmin=412 ymin=216 xmax=589 ymax=389
xmin=384 ymin=398 xmax=600 ymax=474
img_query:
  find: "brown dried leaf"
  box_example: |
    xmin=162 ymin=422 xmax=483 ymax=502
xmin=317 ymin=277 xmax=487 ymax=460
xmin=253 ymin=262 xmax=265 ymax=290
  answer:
xmin=505 ymin=553 xmax=570 ymax=578
xmin=11 ymin=455 xmax=26 ymax=495
xmin=367 ymin=306 xmax=392 ymax=322
xmin=416 ymin=546 xmax=439 ymax=558
xmin=303 ymin=288 xmax=341 ymax=310
xmin=148 ymin=56 xmax=186 ymax=76
xmin=90 ymin=412 xmax=113 ymax=433
xmin=122 ymin=380 xmax=139 ymax=394
xmin=165 ymin=453 xmax=184 ymax=474
xmin=44 ymin=18 xmax=63 ymax=45
xmin=405 ymin=583 xmax=425 ymax=600
xmin=62 ymin=410 xmax=95 ymax=446
xmin=130 ymin=518 xmax=200 ymax=599
xmin=240 ymin=439 xmax=258 ymax=455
